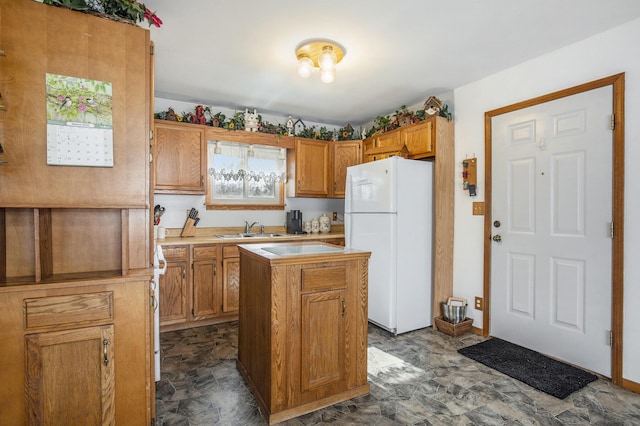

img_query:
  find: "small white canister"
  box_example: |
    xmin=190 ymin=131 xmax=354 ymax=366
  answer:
xmin=157 ymin=226 xmax=166 ymax=239
xmin=303 ymin=221 xmax=312 ymax=234
xmin=310 ymin=218 xmax=320 ymax=234
xmin=319 ymin=213 xmax=331 ymax=233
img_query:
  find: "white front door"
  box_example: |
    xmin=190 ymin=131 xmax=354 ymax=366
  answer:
xmin=490 ymin=86 xmax=613 ymax=377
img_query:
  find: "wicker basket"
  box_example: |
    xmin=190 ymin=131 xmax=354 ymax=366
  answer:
xmin=434 ymin=316 xmax=473 ymax=337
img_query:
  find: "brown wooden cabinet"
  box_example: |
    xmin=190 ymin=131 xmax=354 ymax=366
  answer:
xmin=363 ymin=116 xmax=450 ymax=162
xmin=288 ymin=138 xmax=332 ymax=197
xmin=222 ymin=245 xmax=240 ymax=313
xmin=332 ymin=140 xmax=362 ymax=198
xmin=160 ymin=243 xmax=243 ymax=330
xmin=0 ymin=278 xmax=151 ymax=425
xmin=159 ymin=245 xmax=189 ymax=326
xmin=25 ymin=325 xmax=115 ymax=425
xmin=0 ymin=2 xmax=154 ymax=423
xmin=153 ymin=120 xmax=206 ymax=194
xmin=237 ymin=243 xmax=370 ymax=424
xmin=192 ymin=245 xmax=219 ymax=319
xmin=288 ymin=139 xmax=362 ymax=198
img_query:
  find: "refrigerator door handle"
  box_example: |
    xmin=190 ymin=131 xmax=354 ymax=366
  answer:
xmin=345 ymin=175 xmax=353 ymax=213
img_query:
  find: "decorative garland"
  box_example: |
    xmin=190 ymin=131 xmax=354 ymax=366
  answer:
xmin=154 ymin=106 xmax=359 ymax=141
xmin=154 ymin=98 xmax=452 ymax=142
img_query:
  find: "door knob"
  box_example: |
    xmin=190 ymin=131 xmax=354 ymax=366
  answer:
xmin=492 ymin=235 xmax=502 ymax=242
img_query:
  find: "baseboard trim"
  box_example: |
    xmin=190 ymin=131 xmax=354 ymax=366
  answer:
xmin=471 ymin=326 xmax=483 ymax=336
xmin=623 ymin=378 xmax=640 ymax=394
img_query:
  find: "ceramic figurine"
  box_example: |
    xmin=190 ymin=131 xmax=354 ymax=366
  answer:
xmin=244 ymin=109 xmax=259 ymax=132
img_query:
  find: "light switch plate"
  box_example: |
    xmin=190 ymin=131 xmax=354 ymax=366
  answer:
xmin=472 ymin=202 xmax=485 ymax=215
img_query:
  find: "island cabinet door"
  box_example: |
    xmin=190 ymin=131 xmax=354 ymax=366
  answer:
xmin=300 ymin=289 xmax=347 ymax=393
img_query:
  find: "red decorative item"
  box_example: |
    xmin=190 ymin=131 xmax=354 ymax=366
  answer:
xmin=190 ymin=105 xmax=207 ymax=125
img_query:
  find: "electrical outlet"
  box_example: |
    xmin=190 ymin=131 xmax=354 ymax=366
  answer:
xmin=332 ymin=211 xmax=338 ymax=221
xmin=474 ymin=296 xmax=483 ymax=311
xmin=472 ymin=202 xmax=485 ymax=215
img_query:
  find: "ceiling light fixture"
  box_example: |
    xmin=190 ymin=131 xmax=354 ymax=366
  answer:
xmin=295 ymin=39 xmax=346 ymax=83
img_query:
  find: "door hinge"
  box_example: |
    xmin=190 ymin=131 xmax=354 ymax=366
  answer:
xmin=609 ymin=221 xmax=614 ymax=239
xmin=149 ymin=129 xmax=154 ymax=140
xmin=609 ymin=330 xmax=613 ymax=346
xmin=150 ymin=44 xmax=155 ymax=55
xmin=611 ymin=113 xmax=615 ymax=130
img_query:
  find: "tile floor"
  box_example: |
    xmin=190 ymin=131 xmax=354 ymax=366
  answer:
xmin=156 ymin=321 xmax=640 ymax=425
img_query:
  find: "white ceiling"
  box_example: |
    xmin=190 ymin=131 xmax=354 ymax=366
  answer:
xmin=144 ymin=0 xmax=640 ymax=126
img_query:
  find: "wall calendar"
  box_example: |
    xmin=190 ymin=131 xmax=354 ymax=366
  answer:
xmin=45 ymin=73 xmax=114 ymax=167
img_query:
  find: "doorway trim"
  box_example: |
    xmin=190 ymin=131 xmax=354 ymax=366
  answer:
xmin=482 ymin=73 xmax=625 ymax=386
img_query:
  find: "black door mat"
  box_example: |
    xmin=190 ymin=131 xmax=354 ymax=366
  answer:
xmin=458 ymin=337 xmax=598 ymax=399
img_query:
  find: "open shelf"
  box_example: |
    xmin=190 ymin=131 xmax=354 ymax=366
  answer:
xmin=0 ymin=208 xmax=132 ymax=286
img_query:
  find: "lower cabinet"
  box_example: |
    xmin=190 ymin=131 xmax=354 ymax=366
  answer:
xmin=25 ymin=325 xmax=116 ymax=425
xmin=192 ymin=245 xmax=219 ymax=319
xmin=159 ymin=245 xmax=189 ymax=326
xmin=0 ymin=279 xmax=151 ymax=425
xmin=222 ymin=245 xmax=240 ymax=314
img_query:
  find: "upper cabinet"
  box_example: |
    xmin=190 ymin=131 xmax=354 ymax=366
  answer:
xmin=154 ymin=120 xmax=206 ymax=194
xmin=363 ymin=116 xmax=451 ymax=163
xmin=332 ymin=140 xmax=362 ymax=198
xmin=288 ymin=138 xmax=331 ymax=197
xmin=0 ymin=0 xmax=151 ymax=208
xmin=288 ymin=138 xmax=362 ymax=198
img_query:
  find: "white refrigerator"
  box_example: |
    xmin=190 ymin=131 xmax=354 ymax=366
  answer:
xmin=345 ymin=157 xmax=433 ymax=334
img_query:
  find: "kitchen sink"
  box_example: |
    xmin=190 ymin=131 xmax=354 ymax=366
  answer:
xmin=216 ymin=233 xmax=291 ymax=239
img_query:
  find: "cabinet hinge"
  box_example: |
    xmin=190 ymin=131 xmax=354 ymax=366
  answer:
xmin=610 ymin=221 xmax=614 ymax=239
xmin=150 ymin=44 xmax=154 ymax=55
xmin=611 ymin=113 xmax=615 ymax=130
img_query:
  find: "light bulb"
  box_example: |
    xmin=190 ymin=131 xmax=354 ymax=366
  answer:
xmin=320 ymin=69 xmax=335 ymax=83
xmin=318 ymin=46 xmax=337 ymax=72
xmin=297 ymin=56 xmax=313 ymax=78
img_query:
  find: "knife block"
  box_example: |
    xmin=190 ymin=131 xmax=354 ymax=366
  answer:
xmin=181 ymin=218 xmax=196 ymax=237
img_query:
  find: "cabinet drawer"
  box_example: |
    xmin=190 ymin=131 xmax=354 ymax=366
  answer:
xmin=162 ymin=245 xmax=188 ymax=260
xmin=223 ymin=245 xmax=239 ymax=258
xmin=24 ymin=292 xmax=114 ymax=330
xmin=301 ymin=265 xmax=347 ymax=292
xmin=193 ymin=245 xmax=218 ymax=259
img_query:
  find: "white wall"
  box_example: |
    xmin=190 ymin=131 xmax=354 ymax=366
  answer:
xmin=452 ymin=18 xmax=640 ymax=382
xmin=153 ymin=98 xmax=345 ymax=230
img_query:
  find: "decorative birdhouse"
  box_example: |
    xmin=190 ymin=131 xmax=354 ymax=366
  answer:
xmin=293 ymin=119 xmax=305 ymax=136
xmin=398 ymin=113 xmax=413 ymax=127
xmin=423 ymin=96 xmax=443 ymax=117
xmin=166 ymin=107 xmax=178 ymax=121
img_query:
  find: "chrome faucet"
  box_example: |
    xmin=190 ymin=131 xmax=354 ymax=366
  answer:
xmin=244 ymin=221 xmax=258 ymax=233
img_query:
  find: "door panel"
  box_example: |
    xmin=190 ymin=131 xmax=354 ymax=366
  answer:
xmin=491 ymin=86 xmax=613 ymax=376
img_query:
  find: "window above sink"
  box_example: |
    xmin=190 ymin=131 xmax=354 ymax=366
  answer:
xmin=206 ymin=141 xmax=287 ymax=210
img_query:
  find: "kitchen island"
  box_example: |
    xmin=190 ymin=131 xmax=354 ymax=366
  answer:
xmin=236 ymin=242 xmax=371 ymax=425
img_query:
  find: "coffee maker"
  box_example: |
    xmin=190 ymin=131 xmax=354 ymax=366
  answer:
xmin=286 ymin=210 xmax=303 ymax=234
